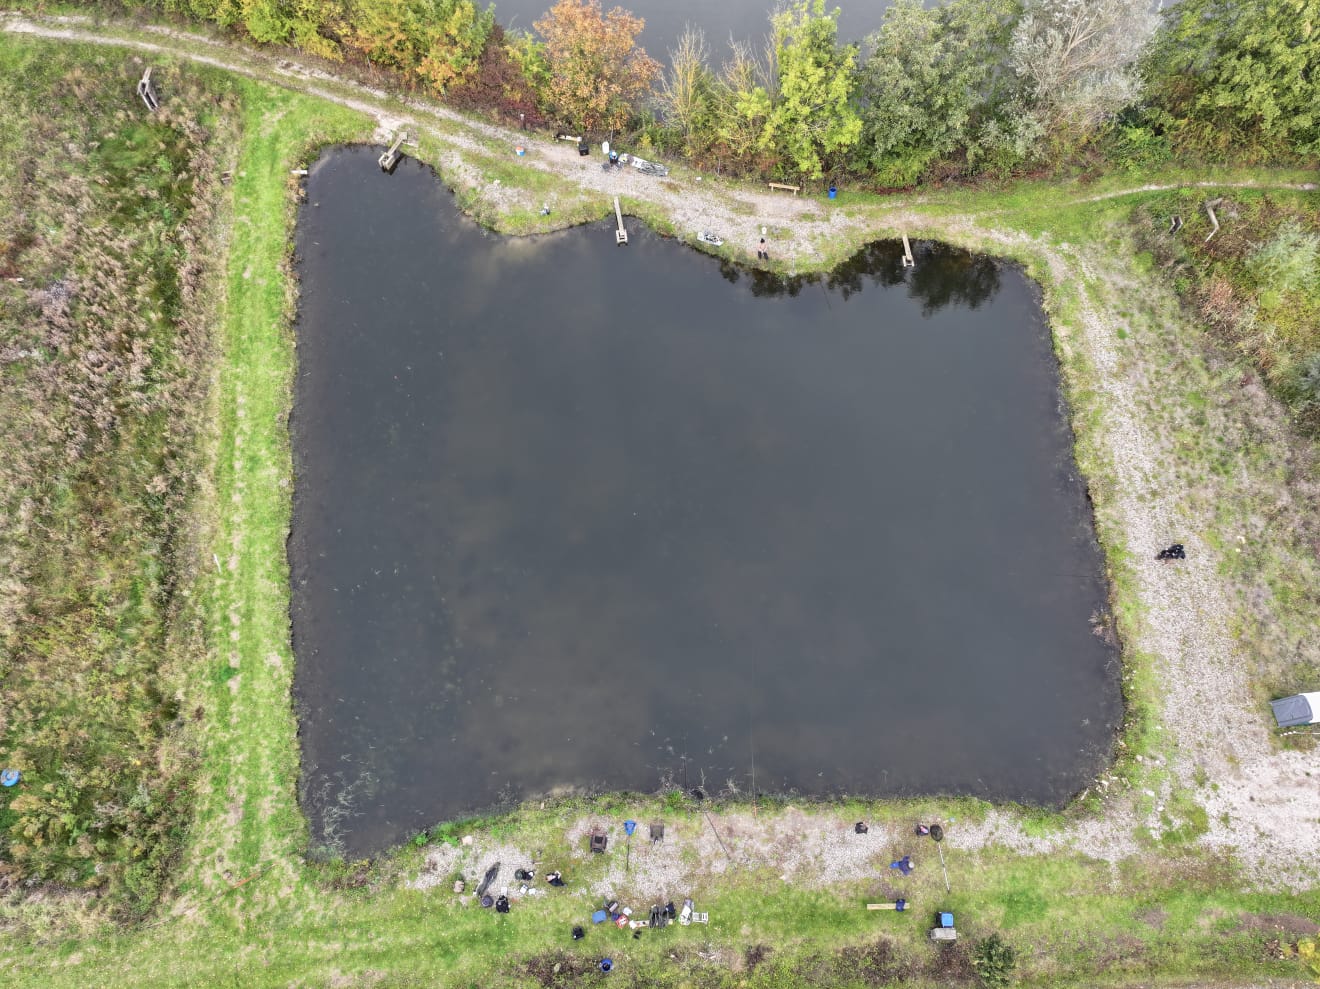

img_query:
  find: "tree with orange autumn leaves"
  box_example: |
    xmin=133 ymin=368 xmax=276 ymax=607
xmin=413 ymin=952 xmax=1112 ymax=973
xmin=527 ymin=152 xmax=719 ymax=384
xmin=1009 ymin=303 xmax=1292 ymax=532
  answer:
xmin=534 ymin=0 xmax=660 ymax=133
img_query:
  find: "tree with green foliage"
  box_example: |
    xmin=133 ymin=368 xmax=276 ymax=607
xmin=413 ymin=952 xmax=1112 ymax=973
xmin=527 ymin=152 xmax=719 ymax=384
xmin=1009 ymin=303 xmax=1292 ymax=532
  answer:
xmin=657 ymin=26 xmax=716 ymax=158
xmin=1142 ymin=0 xmax=1320 ymax=159
xmin=334 ymin=0 xmax=494 ymax=94
xmin=760 ymin=0 xmax=861 ymax=181
xmin=706 ymin=38 xmax=776 ymax=170
xmin=160 ymin=0 xmax=341 ymax=57
xmin=854 ymin=0 xmax=1016 ymax=185
xmin=445 ymin=24 xmax=546 ymax=125
xmin=534 ymin=0 xmax=660 ymax=133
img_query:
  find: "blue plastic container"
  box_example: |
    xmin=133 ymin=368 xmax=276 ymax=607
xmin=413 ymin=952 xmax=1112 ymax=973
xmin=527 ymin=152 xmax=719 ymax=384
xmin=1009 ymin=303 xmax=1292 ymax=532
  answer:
xmin=828 ymin=185 xmax=837 ymax=200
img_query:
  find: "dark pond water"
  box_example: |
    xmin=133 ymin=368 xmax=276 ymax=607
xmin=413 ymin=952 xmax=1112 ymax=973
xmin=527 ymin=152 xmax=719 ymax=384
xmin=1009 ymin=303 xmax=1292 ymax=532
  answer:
xmin=490 ymin=0 xmax=893 ymax=61
xmin=290 ymin=146 xmax=1121 ymax=857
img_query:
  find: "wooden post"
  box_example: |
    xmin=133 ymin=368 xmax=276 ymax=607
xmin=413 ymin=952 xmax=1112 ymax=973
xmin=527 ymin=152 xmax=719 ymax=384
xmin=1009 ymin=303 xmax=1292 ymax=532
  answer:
xmin=1203 ymin=199 xmax=1222 ymax=243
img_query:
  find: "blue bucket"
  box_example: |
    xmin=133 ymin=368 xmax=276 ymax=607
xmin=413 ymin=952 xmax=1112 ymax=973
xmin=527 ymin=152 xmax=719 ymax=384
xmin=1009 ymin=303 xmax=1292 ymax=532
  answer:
xmin=828 ymin=185 xmax=837 ymax=200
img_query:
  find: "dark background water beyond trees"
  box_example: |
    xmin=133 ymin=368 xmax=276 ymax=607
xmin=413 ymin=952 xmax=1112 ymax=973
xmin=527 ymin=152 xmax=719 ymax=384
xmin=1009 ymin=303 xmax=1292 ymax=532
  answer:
xmin=289 ymin=147 xmax=1121 ymax=857
xmin=488 ymin=0 xmax=890 ymax=57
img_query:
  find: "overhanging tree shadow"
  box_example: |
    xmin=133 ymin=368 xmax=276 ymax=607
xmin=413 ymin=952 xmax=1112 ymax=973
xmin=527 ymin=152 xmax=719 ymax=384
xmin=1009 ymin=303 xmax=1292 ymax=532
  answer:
xmin=907 ymin=242 xmax=1001 ymax=315
xmin=824 ymin=240 xmax=1001 ymax=313
xmin=826 ymin=240 xmax=907 ymax=299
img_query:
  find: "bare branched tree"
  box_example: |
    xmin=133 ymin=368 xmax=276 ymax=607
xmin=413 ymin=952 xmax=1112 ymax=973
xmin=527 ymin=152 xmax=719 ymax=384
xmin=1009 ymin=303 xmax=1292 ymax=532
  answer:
xmin=657 ymin=26 xmax=710 ymax=144
xmin=1010 ymin=0 xmax=1157 ymax=137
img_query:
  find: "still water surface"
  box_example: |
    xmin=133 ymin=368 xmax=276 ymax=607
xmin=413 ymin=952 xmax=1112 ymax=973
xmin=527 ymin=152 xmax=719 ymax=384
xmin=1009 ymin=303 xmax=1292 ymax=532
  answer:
xmin=290 ymin=146 xmax=1120 ymax=856
xmin=490 ymin=0 xmax=891 ymax=59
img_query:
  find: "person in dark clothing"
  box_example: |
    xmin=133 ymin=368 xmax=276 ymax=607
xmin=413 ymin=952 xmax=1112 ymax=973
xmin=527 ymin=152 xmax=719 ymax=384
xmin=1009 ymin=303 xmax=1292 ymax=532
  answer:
xmin=1156 ymin=543 xmax=1186 ymax=561
xmin=854 ymin=821 xmax=869 ymax=834
xmin=757 ymin=237 xmax=769 ymax=260
xmin=494 ymin=894 xmax=510 ymax=913
xmin=547 ymin=871 xmax=565 ymax=887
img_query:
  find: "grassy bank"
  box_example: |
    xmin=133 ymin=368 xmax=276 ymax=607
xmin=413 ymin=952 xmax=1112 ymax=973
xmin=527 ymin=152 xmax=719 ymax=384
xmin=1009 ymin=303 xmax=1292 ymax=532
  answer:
xmin=0 ymin=40 xmax=244 ymax=914
xmin=2 ymin=26 xmax=1320 ymax=988
xmin=1129 ymin=189 xmax=1320 ymax=433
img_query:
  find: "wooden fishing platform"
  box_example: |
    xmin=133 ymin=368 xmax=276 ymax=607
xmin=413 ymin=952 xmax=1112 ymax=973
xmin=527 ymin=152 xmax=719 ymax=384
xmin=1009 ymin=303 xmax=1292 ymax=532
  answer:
xmin=614 ymin=197 xmax=628 ymax=245
xmin=379 ymin=132 xmax=406 ymax=171
xmin=901 ymin=233 xmax=915 ymax=267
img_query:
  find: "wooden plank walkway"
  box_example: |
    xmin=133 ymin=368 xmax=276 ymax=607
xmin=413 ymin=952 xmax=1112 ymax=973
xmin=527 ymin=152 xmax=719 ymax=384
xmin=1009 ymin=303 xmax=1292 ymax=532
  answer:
xmin=614 ymin=197 xmax=628 ymax=244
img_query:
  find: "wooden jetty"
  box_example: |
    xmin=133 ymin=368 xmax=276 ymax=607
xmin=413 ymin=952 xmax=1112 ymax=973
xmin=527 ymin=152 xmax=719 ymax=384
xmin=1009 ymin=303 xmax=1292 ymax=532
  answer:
xmin=901 ymin=233 xmax=915 ymax=267
xmin=137 ymin=68 xmax=160 ymax=112
xmin=614 ymin=197 xmax=628 ymax=245
xmin=378 ymin=132 xmax=406 ymax=171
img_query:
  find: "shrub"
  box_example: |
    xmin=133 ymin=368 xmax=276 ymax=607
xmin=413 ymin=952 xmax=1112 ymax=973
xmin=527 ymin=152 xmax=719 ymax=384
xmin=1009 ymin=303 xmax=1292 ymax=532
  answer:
xmin=1248 ymin=220 xmax=1320 ymax=299
xmin=972 ymin=932 xmax=1018 ymax=987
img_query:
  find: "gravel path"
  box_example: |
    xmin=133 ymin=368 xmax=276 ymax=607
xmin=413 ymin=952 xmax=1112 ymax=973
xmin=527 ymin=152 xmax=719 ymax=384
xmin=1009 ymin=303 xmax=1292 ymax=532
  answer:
xmin=7 ymin=9 xmax=1318 ymax=905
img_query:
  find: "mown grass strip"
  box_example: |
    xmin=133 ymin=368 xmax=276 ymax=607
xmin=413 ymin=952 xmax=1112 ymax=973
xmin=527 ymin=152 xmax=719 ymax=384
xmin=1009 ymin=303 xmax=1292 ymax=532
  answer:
xmin=187 ymin=80 xmax=369 ymax=897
